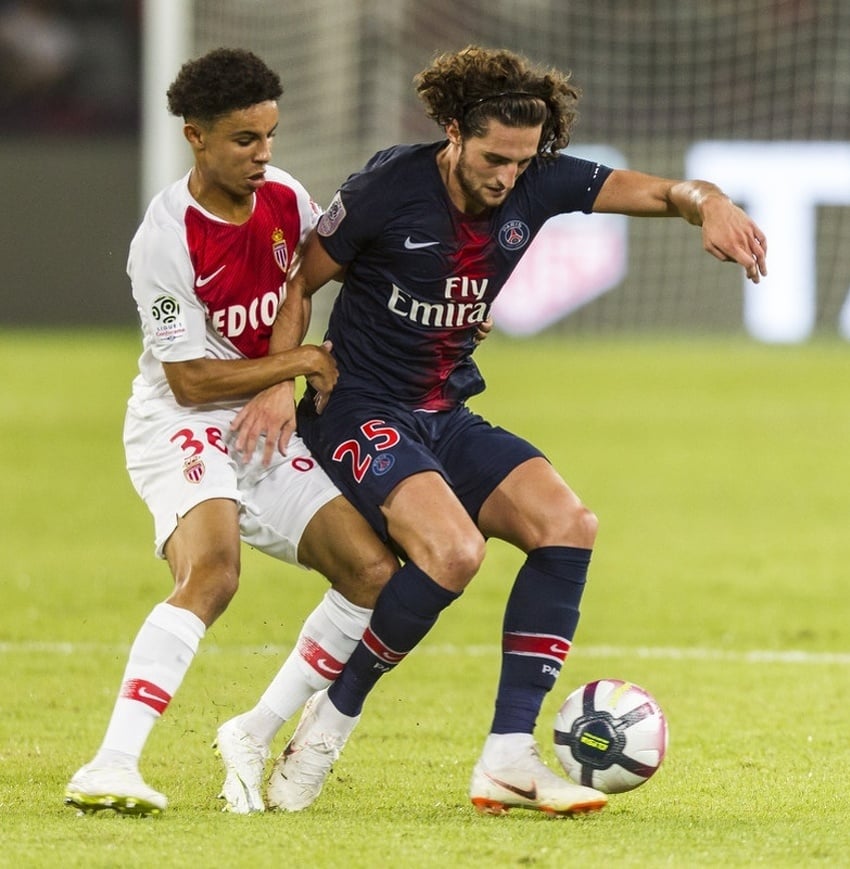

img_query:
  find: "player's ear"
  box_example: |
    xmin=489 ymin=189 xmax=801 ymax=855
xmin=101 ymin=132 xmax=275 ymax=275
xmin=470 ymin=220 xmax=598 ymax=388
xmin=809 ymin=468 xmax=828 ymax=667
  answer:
xmin=445 ymin=119 xmax=462 ymax=145
xmin=183 ymin=120 xmax=205 ymax=149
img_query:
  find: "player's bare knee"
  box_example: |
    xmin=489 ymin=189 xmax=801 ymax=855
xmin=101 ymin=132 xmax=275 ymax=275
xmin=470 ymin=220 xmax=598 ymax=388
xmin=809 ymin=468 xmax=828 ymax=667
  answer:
xmin=364 ymin=548 xmax=400 ymax=598
xmin=336 ymin=548 xmax=398 ymax=608
xmin=451 ymin=534 xmax=486 ymax=582
xmin=172 ymin=549 xmax=240 ymax=623
xmin=421 ymin=531 xmax=485 ymax=591
xmin=574 ymin=505 xmax=599 ymax=548
xmin=198 ymin=563 xmax=240 ymax=623
xmin=557 ymin=502 xmax=598 ymax=549
xmin=212 ymin=565 xmax=240 ymax=608
xmin=536 ymin=501 xmax=598 ymax=550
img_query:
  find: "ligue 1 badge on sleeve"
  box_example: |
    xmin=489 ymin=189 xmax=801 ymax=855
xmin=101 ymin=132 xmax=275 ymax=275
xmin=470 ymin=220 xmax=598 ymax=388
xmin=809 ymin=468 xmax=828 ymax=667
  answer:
xmin=151 ymin=294 xmax=187 ymax=343
xmin=318 ymin=191 xmax=346 ymax=237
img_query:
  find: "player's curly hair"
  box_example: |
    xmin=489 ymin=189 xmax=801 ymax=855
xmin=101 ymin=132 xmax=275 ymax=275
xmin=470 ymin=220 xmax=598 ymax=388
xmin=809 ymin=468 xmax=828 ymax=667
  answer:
xmin=166 ymin=47 xmax=283 ymax=122
xmin=414 ymin=45 xmax=580 ymax=157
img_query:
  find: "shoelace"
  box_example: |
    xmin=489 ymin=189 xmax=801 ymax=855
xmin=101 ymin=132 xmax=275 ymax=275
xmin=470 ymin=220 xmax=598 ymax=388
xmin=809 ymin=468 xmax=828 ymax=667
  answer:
xmin=286 ymin=738 xmax=340 ymax=784
xmin=228 ymin=741 xmax=267 ymax=771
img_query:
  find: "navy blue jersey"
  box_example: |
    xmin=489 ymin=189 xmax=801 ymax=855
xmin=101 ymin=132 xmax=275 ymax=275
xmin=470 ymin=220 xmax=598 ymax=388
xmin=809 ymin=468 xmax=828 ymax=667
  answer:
xmin=316 ymin=141 xmax=613 ymax=410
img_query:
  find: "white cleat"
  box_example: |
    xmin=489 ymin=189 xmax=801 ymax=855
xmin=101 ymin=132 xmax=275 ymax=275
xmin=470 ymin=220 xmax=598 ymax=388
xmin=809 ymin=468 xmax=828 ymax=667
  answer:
xmin=64 ymin=762 xmax=167 ymax=816
xmin=213 ymin=718 xmax=270 ymax=814
xmin=267 ymin=689 xmax=359 ymax=812
xmin=470 ymin=736 xmax=607 ymax=817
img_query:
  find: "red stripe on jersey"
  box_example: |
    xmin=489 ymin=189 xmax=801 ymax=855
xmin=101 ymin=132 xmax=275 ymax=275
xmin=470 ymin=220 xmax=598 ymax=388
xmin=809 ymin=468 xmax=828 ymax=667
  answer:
xmin=298 ymin=636 xmax=345 ymax=679
xmin=502 ymin=632 xmax=571 ymax=663
xmin=362 ymin=626 xmax=407 ymax=666
xmin=121 ymin=678 xmax=172 ymax=715
xmin=185 ymin=181 xmax=303 ymax=359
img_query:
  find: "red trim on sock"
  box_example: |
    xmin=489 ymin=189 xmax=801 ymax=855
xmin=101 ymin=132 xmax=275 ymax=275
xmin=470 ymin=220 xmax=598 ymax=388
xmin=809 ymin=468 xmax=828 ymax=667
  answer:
xmin=121 ymin=679 xmax=171 ymax=714
xmin=362 ymin=626 xmax=407 ymax=666
xmin=298 ymin=636 xmax=345 ymax=679
xmin=502 ymin=631 xmax=571 ymax=664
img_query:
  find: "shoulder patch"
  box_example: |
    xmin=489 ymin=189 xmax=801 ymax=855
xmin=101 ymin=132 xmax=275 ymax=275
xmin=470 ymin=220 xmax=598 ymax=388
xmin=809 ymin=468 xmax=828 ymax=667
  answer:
xmin=150 ymin=294 xmax=186 ymax=342
xmin=317 ymin=191 xmax=346 ymax=237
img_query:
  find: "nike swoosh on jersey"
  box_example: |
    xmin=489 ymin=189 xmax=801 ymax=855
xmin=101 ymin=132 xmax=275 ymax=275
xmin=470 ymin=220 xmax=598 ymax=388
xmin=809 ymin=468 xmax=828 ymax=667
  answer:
xmin=195 ymin=264 xmax=227 ymax=287
xmin=404 ymin=236 xmax=440 ymax=250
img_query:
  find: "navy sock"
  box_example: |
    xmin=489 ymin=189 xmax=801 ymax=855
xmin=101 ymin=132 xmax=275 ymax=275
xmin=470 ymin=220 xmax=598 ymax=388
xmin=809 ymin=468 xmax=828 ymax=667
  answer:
xmin=329 ymin=561 xmax=460 ymax=717
xmin=491 ymin=546 xmax=591 ymax=734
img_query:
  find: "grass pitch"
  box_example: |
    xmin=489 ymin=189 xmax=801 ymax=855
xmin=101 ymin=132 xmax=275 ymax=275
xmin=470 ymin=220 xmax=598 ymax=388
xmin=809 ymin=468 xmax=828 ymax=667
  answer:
xmin=2 ymin=328 xmax=849 ymax=867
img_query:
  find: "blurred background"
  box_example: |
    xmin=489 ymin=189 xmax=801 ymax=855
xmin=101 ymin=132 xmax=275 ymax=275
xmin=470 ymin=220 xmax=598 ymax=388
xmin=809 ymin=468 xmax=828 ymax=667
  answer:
xmin=1 ymin=0 xmax=848 ymax=339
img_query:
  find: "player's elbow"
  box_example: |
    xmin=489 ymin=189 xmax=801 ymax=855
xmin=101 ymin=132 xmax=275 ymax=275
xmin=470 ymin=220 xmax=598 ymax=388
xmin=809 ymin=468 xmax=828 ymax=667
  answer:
xmin=163 ymin=361 xmax=209 ymax=406
xmin=171 ymin=385 xmax=198 ymax=407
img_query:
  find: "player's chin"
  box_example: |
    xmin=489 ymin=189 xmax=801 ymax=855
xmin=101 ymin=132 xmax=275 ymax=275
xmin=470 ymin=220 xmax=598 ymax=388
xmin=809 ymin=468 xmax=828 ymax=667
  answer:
xmin=484 ymin=188 xmax=509 ymax=205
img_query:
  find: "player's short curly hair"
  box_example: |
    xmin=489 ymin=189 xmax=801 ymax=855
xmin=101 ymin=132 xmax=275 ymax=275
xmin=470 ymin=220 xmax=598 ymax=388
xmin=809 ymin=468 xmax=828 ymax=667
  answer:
xmin=414 ymin=45 xmax=580 ymax=157
xmin=166 ymin=47 xmax=283 ymax=122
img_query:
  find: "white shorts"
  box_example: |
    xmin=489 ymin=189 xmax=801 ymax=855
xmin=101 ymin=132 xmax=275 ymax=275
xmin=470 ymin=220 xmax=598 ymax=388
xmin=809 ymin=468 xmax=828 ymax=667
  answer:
xmin=124 ymin=403 xmax=340 ymax=563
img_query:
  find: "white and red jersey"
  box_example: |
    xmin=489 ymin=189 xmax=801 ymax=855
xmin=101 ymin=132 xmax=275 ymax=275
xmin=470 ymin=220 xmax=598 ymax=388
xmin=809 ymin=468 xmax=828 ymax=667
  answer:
xmin=127 ymin=166 xmax=319 ymax=412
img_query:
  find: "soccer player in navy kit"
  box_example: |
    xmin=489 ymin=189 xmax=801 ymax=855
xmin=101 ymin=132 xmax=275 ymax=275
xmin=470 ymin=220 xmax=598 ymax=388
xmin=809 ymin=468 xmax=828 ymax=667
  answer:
xmin=239 ymin=45 xmax=767 ymax=816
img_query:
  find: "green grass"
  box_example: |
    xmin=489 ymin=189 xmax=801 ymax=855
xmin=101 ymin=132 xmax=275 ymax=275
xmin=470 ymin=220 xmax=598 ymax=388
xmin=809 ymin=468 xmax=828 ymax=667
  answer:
xmin=2 ymin=328 xmax=850 ymax=867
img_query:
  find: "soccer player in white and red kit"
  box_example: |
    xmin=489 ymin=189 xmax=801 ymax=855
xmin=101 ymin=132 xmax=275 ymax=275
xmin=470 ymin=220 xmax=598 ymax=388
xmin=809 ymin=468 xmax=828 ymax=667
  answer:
xmin=64 ymin=48 xmax=399 ymax=816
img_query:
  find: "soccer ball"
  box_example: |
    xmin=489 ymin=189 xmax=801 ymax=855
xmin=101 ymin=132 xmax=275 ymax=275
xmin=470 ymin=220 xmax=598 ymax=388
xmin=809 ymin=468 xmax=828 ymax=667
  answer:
xmin=553 ymin=678 xmax=668 ymax=794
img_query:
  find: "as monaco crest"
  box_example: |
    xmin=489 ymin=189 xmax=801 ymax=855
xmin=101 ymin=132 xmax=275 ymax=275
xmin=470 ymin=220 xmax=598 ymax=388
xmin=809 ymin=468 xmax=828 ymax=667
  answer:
xmin=272 ymin=227 xmax=289 ymax=273
xmin=183 ymin=455 xmax=205 ymax=484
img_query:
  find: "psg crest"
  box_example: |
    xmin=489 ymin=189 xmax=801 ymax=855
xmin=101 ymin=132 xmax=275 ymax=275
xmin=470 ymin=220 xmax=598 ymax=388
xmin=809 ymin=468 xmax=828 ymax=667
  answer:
xmin=498 ymin=219 xmax=530 ymax=251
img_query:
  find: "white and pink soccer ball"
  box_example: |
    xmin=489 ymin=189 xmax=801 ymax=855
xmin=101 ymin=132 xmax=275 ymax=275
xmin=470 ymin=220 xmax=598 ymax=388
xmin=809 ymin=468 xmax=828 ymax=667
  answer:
xmin=554 ymin=678 xmax=668 ymax=794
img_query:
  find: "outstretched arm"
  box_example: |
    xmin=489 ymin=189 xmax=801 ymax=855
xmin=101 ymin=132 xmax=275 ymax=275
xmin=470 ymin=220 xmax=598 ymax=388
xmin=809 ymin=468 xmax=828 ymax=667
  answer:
xmin=593 ymin=169 xmax=767 ymax=283
xmin=162 ymin=343 xmax=336 ymax=407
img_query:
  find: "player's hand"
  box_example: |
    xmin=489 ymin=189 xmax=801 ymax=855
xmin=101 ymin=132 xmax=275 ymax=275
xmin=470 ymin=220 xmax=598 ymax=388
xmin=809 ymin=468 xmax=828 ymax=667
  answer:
xmin=306 ymin=340 xmax=338 ymax=415
xmin=700 ymin=198 xmax=767 ymax=283
xmin=474 ymin=316 xmax=494 ymax=344
xmin=231 ymin=380 xmax=297 ymax=465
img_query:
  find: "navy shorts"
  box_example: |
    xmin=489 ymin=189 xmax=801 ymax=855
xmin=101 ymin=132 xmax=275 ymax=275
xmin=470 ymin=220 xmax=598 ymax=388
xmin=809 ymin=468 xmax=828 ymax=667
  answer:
xmin=297 ymin=389 xmax=545 ymax=540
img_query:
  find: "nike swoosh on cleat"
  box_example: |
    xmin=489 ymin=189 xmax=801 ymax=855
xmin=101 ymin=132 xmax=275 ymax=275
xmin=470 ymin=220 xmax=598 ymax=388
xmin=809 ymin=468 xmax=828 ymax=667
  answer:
xmin=404 ymin=237 xmax=440 ymax=250
xmin=195 ymin=264 xmax=227 ymax=287
xmin=485 ymin=773 xmax=537 ymax=801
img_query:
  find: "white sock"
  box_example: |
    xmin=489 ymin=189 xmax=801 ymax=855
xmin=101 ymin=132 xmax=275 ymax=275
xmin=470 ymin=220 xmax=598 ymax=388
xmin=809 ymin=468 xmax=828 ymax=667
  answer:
xmin=92 ymin=602 xmax=205 ymax=766
xmin=481 ymin=732 xmax=535 ymax=766
xmin=236 ymin=589 xmax=371 ymax=745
